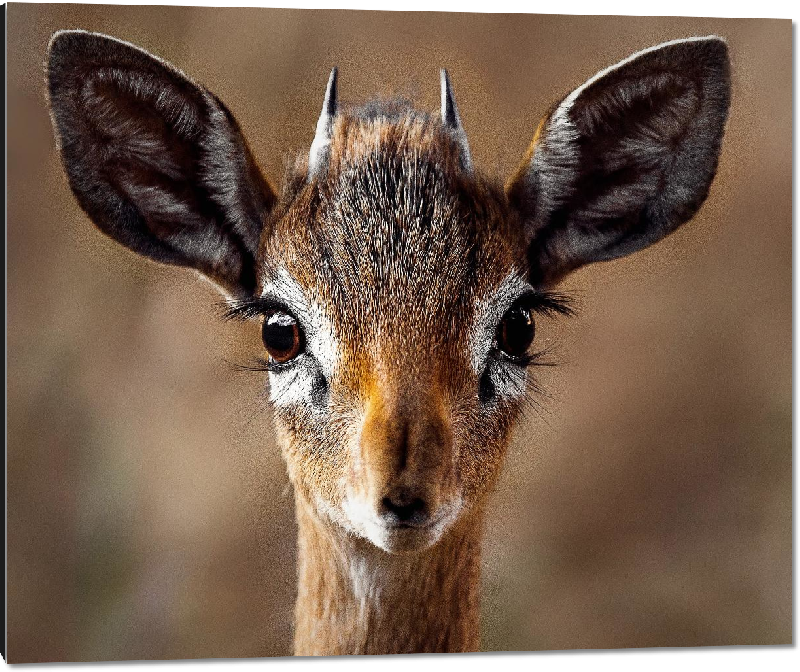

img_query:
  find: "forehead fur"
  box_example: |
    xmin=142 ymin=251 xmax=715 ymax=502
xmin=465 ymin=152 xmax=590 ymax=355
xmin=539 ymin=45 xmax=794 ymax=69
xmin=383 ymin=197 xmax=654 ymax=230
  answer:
xmin=260 ymin=103 xmax=524 ymax=373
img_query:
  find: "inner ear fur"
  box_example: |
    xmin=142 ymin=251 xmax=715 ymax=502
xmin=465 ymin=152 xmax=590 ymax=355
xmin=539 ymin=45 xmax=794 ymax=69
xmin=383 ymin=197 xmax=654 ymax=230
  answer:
xmin=47 ymin=30 xmax=276 ymax=298
xmin=507 ymin=36 xmax=731 ymax=287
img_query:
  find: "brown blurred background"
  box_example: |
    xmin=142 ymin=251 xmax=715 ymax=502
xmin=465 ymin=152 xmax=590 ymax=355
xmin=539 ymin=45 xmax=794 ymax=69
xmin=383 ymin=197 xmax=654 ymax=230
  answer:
xmin=6 ymin=3 xmax=792 ymax=662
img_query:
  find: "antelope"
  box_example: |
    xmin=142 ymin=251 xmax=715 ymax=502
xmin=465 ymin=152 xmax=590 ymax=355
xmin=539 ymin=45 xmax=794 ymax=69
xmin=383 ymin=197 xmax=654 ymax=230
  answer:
xmin=47 ymin=30 xmax=730 ymax=655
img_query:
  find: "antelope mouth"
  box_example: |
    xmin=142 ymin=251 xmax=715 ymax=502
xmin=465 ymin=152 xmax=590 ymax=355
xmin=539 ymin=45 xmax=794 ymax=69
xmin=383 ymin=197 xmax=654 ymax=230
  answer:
xmin=342 ymin=494 xmax=463 ymax=554
xmin=379 ymin=525 xmax=440 ymax=553
xmin=383 ymin=508 xmax=448 ymax=531
xmin=387 ymin=521 xmax=428 ymax=530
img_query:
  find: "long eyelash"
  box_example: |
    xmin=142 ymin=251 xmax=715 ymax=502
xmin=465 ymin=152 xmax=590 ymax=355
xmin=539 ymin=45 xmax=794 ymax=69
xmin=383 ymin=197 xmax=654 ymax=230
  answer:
xmin=519 ymin=350 xmax=547 ymax=369
xmin=224 ymin=291 xmax=573 ymax=324
xmin=220 ymin=297 xmax=289 ymax=322
xmin=231 ymin=355 xmax=300 ymax=375
xmin=526 ymin=345 xmax=564 ymax=368
xmin=526 ymin=290 xmax=575 ymax=317
xmin=500 ymin=347 xmax=557 ymax=370
xmin=230 ymin=356 xmax=272 ymax=373
xmin=492 ymin=291 xmax=574 ymax=370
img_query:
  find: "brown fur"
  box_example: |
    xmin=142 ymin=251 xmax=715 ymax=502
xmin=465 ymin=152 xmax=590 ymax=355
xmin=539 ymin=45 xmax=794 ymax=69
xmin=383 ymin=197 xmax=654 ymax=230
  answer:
xmin=293 ymin=495 xmax=484 ymax=655
xmin=260 ymin=110 xmax=524 ymax=653
xmin=47 ymin=32 xmax=730 ymax=657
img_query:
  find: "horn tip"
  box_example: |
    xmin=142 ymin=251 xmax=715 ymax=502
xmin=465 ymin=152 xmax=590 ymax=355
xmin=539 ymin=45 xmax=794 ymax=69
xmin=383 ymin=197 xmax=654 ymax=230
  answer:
xmin=440 ymin=68 xmax=452 ymax=93
xmin=326 ymin=67 xmax=338 ymax=93
xmin=322 ymin=67 xmax=338 ymax=117
xmin=440 ymin=69 xmax=457 ymax=125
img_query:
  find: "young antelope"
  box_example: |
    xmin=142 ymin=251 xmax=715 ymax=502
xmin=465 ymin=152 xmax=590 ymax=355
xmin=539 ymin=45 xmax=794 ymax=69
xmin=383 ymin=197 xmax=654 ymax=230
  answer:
xmin=47 ymin=31 xmax=730 ymax=655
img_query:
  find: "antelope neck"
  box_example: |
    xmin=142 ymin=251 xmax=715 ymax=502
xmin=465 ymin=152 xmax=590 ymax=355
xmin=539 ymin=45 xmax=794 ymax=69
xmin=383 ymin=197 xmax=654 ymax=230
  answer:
xmin=292 ymin=494 xmax=484 ymax=655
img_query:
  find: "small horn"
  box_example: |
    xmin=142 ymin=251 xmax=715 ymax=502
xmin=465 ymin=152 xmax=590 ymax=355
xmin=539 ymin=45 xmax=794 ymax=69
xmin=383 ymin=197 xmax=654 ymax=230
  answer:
xmin=308 ymin=67 xmax=338 ymax=180
xmin=440 ymin=69 xmax=472 ymax=171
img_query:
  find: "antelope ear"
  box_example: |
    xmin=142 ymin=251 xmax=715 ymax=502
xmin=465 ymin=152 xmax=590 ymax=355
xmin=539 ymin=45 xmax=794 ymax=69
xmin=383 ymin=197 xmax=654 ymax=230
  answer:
xmin=507 ymin=36 xmax=731 ymax=287
xmin=47 ymin=30 xmax=276 ymax=298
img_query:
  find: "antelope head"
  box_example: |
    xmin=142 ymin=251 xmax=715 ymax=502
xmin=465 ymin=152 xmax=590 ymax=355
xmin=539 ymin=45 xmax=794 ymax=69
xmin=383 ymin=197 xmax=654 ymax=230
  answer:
xmin=47 ymin=31 xmax=730 ymax=554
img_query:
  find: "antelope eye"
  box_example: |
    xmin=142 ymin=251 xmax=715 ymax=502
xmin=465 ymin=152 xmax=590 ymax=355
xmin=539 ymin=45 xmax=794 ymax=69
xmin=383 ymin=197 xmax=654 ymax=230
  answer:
xmin=496 ymin=304 xmax=535 ymax=359
xmin=261 ymin=311 xmax=304 ymax=363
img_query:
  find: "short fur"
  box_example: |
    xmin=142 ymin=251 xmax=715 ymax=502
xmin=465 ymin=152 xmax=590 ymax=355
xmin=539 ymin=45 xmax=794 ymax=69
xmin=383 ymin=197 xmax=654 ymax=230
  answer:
xmin=46 ymin=31 xmax=730 ymax=655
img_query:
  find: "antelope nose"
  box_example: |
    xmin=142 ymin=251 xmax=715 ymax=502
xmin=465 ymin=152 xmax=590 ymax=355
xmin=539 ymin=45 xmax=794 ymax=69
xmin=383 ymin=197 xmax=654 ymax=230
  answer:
xmin=380 ymin=490 xmax=429 ymax=527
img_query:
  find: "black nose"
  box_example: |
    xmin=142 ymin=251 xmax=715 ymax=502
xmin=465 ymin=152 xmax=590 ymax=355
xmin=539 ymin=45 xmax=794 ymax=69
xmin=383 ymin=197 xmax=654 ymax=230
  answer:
xmin=380 ymin=493 xmax=429 ymax=527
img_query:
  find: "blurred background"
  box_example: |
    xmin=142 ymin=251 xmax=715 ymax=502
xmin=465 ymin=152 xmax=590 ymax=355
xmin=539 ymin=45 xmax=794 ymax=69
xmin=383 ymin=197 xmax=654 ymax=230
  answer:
xmin=6 ymin=2 xmax=791 ymax=662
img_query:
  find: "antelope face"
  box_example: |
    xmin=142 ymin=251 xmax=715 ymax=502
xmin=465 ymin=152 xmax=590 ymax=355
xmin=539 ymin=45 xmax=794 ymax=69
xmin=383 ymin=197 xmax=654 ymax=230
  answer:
xmin=255 ymin=112 xmax=540 ymax=552
xmin=48 ymin=32 xmax=730 ymax=554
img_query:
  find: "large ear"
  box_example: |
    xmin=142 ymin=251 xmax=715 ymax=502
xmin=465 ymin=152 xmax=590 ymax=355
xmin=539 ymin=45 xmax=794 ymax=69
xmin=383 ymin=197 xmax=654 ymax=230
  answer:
xmin=506 ymin=36 xmax=731 ymax=287
xmin=47 ymin=30 xmax=276 ymax=298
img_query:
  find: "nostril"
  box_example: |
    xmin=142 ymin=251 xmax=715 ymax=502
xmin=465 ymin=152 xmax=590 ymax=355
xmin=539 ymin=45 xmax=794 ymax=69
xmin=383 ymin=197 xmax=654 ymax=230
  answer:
xmin=380 ymin=495 xmax=428 ymax=527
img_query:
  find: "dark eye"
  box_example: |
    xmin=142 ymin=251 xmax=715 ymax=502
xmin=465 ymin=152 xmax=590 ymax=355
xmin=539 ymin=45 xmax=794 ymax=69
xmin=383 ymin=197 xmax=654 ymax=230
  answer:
xmin=262 ymin=311 xmax=304 ymax=363
xmin=496 ymin=304 xmax=535 ymax=359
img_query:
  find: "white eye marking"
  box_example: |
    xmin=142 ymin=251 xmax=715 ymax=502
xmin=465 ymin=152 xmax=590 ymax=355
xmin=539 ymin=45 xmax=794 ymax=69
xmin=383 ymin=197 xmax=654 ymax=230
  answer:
xmin=261 ymin=268 xmax=339 ymax=408
xmin=484 ymin=358 xmax=529 ymax=400
xmin=265 ymin=356 xmax=317 ymax=408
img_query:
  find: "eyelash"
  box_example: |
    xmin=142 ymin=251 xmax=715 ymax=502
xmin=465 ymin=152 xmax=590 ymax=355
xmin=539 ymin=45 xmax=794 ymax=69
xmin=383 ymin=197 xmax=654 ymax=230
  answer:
xmin=222 ymin=298 xmax=305 ymax=374
xmin=224 ymin=292 xmax=573 ymax=319
xmin=516 ymin=290 xmax=574 ymax=318
xmin=222 ymin=298 xmax=291 ymax=322
xmin=234 ymin=355 xmax=302 ymax=375
xmin=493 ymin=349 xmax=536 ymax=368
xmin=490 ymin=290 xmax=573 ymax=365
xmin=224 ymin=290 xmax=574 ymax=372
